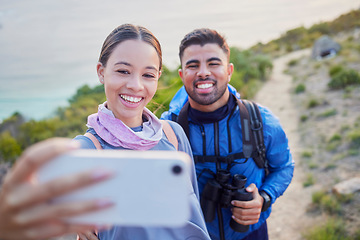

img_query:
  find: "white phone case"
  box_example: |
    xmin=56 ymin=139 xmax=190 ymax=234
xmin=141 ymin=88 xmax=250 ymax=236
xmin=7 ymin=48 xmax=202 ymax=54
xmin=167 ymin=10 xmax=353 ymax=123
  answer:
xmin=36 ymin=149 xmax=192 ymax=227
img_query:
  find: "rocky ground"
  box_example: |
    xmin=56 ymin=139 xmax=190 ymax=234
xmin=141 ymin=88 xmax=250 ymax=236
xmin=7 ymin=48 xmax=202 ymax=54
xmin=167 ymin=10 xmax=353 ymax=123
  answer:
xmin=254 ymin=49 xmax=322 ymax=240
xmin=256 ymin=32 xmax=360 ymax=239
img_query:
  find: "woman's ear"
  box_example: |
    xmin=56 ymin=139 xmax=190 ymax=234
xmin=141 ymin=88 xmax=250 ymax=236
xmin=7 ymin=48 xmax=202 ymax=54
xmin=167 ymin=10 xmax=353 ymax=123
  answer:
xmin=97 ymin=62 xmax=105 ymax=84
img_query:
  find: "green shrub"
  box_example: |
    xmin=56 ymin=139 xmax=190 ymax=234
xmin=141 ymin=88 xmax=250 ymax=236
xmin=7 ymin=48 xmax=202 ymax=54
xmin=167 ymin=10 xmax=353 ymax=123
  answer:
xmin=300 ymin=115 xmax=308 ymax=122
xmin=325 ymin=163 xmax=337 ymax=170
xmin=288 ymin=59 xmax=298 ymax=66
xmin=319 ymin=109 xmax=337 ymax=118
xmin=336 ymin=193 xmax=354 ymax=204
xmin=308 ymin=99 xmax=320 ymax=108
xmin=312 ymin=190 xmax=326 ymax=204
xmin=308 ymin=22 xmax=331 ymax=35
xmin=348 ymin=129 xmax=360 ymax=149
xmin=304 ymin=218 xmax=350 ymax=240
xmin=331 ymin=152 xmax=347 ymax=162
xmin=328 ymin=69 xmax=360 ymax=90
xmin=311 ymin=191 xmax=341 ymax=215
xmin=302 ymin=150 xmax=313 ymax=158
xmin=329 ymin=134 xmax=341 ymax=142
xmin=321 ymin=194 xmax=341 ymax=215
xmin=295 ymin=83 xmax=306 ymax=93
xmin=353 ymin=229 xmax=360 ymax=240
xmin=347 ymin=149 xmax=359 ymax=156
xmin=329 ymin=65 xmax=344 ymax=77
xmin=0 ymin=131 xmax=22 ymax=163
xmin=308 ymin=161 xmax=319 ymax=169
xmin=303 ymin=173 xmax=315 ymax=187
xmin=326 ymin=133 xmax=342 ymax=151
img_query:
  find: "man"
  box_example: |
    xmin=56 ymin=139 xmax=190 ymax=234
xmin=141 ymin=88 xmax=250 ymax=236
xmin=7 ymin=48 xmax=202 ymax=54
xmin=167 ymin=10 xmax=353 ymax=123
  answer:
xmin=161 ymin=28 xmax=294 ymax=240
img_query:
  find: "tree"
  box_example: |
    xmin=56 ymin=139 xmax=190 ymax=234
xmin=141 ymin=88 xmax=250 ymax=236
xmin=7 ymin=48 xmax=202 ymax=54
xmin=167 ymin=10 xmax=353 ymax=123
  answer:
xmin=0 ymin=131 xmax=22 ymax=163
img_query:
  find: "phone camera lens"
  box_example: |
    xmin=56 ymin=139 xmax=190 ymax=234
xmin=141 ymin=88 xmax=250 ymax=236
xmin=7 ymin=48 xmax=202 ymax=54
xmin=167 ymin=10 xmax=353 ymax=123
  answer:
xmin=172 ymin=165 xmax=182 ymax=175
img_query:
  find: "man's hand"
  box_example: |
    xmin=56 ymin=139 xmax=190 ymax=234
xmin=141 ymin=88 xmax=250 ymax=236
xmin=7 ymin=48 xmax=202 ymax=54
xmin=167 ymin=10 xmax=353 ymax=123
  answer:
xmin=230 ymin=183 xmax=263 ymax=226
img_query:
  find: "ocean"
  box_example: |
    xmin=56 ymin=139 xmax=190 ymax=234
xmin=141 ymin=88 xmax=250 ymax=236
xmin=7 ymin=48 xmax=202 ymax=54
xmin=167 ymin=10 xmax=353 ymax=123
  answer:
xmin=0 ymin=0 xmax=359 ymax=121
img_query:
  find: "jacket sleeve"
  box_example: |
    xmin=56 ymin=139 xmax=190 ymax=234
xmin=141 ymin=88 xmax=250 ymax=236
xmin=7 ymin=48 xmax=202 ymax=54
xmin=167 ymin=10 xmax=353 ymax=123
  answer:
xmin=259 ymin=105 xmax=295 ymax=204
xmin=160 ymin=110 xmax=172 ymax=120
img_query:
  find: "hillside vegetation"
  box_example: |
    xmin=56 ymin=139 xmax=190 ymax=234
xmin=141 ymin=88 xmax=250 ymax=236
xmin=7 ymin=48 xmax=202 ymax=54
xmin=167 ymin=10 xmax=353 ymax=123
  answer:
xmin=251 ymin=9 xmax=360 ymax=58
xmin=0 ymin=46 xmax=272 ymax=163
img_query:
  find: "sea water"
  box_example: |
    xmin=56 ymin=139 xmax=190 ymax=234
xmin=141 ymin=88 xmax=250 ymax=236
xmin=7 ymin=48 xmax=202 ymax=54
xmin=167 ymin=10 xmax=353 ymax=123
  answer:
xmin=0 ymin=0 xmax=358 ymax=121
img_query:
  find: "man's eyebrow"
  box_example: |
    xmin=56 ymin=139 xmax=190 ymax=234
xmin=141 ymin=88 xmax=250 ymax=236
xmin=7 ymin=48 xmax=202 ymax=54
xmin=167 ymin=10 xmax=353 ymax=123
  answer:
xmin=185 ymin=59 xmax=200 ymax=66
xmin=207 ymin=57 xmax=222 ymax=62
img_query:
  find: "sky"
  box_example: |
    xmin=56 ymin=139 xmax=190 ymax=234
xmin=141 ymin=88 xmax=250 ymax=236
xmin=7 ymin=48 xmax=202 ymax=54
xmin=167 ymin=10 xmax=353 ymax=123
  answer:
xmin=0 ymin=0 xmax=359 ymax=121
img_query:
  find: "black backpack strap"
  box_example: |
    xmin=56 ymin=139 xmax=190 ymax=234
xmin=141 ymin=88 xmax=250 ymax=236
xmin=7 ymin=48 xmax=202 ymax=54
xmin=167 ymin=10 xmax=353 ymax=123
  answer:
xmin=241 ymin=100 xmax=269 ymax=175
xmin=177 ymin=101 xmax=190 ymax=139
xmin=236 ymin=98 xmax=253 ymax=159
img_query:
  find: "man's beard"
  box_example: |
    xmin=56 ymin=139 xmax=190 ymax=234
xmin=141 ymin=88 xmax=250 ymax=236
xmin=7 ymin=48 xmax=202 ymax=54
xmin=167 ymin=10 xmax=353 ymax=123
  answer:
xmin=185 ymin=79 xmax=228 ymax=106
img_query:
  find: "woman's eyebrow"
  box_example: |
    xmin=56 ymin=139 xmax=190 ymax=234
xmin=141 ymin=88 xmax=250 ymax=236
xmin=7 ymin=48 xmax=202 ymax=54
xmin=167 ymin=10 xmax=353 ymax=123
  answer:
xmin=145 ymin=66 xmax=158 ymax=71
xmin=115 ymin=61 xmax=132 ymax=66
xmin=115 ymin=61 xmax=157 ymax=71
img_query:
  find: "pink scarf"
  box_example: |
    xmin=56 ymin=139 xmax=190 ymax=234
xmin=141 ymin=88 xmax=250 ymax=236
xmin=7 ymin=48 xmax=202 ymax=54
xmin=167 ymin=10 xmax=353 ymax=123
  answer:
xmin=87 ymin=103 xmax=163 ymax=150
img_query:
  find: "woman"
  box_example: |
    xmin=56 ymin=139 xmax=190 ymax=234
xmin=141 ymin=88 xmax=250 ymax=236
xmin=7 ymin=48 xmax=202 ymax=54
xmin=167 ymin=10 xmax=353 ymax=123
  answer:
xmin=0 ymin=24 xmax=210 ymax=240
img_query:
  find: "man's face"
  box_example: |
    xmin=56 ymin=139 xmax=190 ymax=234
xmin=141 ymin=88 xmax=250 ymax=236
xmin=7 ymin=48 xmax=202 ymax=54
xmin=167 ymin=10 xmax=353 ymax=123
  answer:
xmin=179 ymin=43 xmax=233 ymax=112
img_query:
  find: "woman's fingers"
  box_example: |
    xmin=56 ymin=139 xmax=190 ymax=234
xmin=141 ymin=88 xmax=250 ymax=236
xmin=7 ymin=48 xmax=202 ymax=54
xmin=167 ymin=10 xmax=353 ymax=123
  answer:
xmin=5 ymin=167 xmax=113 ymax=210
xmin=0 ymin=138 xmax=116 ymax=240
xmin=4 ymin=138 xmax=79 ymax=188
xmin=78 ymin=231 xmax=100 ymax=240
xmin=21 ymin=221 xmax=102 ymax=240
xmin=14 ymin=198 xmax=113 ymax=226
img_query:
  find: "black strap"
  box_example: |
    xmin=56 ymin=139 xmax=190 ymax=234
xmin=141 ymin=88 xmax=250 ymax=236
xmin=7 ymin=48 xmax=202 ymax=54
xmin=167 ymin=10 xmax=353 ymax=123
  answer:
xmin=177 ymin=101 xmax=190 ymax=139
xmin=241 ymin=100 xmax=269 ymax=175
xmin=237 ymin=98 xmax=253 ymax=159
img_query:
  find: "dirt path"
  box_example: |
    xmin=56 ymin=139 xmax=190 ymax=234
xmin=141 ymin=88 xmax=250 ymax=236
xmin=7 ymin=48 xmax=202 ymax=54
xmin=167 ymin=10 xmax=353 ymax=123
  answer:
xmin=253 ymin=49 xmax=317 ymax=240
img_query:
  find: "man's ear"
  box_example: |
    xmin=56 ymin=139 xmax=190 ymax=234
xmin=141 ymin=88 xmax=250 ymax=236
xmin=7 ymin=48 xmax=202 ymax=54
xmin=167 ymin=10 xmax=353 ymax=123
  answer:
xmin=178 ymin=68 xmax=184 ymax=82
xmin=97 ymin=62 xmax=105 ymax=84
xmin=228 ymin=63 xmax=234 ymax=83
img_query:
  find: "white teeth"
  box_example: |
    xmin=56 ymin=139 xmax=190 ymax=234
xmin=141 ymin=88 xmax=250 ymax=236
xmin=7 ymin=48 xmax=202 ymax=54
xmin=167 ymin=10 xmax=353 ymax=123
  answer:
xmin=197 ymin=83 xmax=213 ymax=89
xmin=120 ymin=95 xmax=142 ymax=103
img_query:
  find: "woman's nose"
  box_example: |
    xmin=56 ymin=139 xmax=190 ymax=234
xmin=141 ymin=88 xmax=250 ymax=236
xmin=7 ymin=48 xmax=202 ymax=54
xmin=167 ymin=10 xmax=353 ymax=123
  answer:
xmin=127 ymin=75 xmax=144 ymax=91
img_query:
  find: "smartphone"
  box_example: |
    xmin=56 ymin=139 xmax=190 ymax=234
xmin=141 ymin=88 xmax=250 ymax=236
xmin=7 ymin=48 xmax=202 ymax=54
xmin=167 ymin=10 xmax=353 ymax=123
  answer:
xmin=36 ymin=149 xmax=192 ymax=227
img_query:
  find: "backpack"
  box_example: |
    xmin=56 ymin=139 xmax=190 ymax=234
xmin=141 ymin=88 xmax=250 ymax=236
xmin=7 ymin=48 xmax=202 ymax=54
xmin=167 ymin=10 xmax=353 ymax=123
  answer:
xmin=175 ymin=96 xmax=269 ymax=175
xmin=84 ymin=120 xmax=179 ymax=150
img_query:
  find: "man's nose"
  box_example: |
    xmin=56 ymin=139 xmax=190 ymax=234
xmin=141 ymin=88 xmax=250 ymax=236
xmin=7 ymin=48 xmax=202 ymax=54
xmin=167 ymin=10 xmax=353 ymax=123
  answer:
xmin=196 ymin=65 xmax=210 ymax=79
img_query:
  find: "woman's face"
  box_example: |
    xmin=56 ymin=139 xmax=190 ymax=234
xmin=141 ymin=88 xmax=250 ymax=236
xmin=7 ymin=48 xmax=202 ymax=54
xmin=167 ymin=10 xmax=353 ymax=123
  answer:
xmin=97 ymin=39 xmax=161 ymax=127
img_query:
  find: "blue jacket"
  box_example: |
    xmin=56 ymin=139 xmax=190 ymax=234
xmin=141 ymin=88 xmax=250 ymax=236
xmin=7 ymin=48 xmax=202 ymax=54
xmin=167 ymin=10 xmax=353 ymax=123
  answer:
xmin=161 ymin=85 xmax=294 ymax=240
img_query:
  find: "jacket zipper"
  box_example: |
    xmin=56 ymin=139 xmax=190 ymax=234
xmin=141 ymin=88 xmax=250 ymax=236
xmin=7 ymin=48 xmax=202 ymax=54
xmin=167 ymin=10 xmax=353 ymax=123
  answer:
xmin=200 ymin=125 xmax=206 ymax=156
xmin=214 ymin=121 xmax=220 ymax=170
